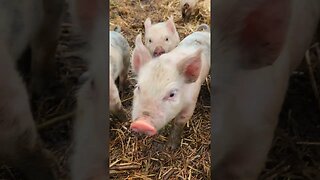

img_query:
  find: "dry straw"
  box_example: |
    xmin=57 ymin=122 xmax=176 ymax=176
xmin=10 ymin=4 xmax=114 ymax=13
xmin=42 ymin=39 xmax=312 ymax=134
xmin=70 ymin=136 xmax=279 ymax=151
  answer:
xmin=110 ymin=0 xmax=211 ymax=179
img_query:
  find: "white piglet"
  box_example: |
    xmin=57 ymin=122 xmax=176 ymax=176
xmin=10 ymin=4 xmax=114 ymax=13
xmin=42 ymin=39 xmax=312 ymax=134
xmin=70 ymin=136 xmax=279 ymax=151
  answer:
xmin=144 ymin=16 xmax=180 ymax=57
xmin=130 ymin=24 xmax=210 ymax=149
xmin=109 ymin=27 xmax=130 ymax=121
xmin=213 ymin=0 xmax=320 ymax=179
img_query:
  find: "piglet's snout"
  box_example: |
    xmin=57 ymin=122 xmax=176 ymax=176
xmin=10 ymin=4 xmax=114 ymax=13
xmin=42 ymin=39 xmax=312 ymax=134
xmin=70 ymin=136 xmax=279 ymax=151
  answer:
xmin=153 ymin=46 xmax=165 ymax=57
xmin=130 ymin=117 xmax=157 ymax=136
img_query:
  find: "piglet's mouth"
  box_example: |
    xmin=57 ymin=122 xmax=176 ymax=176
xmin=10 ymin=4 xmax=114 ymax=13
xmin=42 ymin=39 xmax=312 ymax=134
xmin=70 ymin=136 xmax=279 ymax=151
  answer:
xmin=153 ymin=47 xmax=166 ymax=57
xmin=130 ymin=117 xmax=157 ymax=136
xmin=153 ymin=52 xmax=165 ymax=57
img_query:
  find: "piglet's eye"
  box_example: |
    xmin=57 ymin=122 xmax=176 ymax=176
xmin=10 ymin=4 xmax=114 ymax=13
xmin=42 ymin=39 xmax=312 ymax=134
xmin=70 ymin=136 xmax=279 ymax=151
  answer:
xmin=164 ymin=89 xmax=178 ymax=100
xmin=165 ymin=37 xmax=169 ymax=41
xmin=149 ymin=39 xmax=152 ymax=43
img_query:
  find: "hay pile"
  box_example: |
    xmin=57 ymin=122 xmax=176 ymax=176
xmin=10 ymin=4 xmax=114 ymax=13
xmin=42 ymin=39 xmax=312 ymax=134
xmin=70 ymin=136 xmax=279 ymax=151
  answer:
xmin=109 ymin=0 xmax=211 ymax=179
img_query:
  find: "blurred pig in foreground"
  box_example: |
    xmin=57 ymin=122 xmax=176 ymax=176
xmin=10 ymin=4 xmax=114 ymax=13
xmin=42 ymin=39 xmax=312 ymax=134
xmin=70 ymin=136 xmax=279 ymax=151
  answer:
xmin=69 ymin=0 xmax=108 ymax=179
xmin=109 ymin=26 xmax=131 ymax=121
xmin=213 ymin=0 xmax=320 ymax=179
xmin=144 ymin=16 xmax=180 ymax=57
xmin=130 ymin=24 xmax=210 ymax=149
xmin=0 ymin=0 xmax=64 ymax=179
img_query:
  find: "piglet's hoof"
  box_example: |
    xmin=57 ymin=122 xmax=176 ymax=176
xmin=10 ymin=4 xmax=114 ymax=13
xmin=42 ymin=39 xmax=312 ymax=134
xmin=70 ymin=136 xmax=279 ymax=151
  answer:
xmin=166 ymin=139 xmax=181 ymax=150
xmin=112 ymin=111 xmax=127 ymax=122
xmin=111 ymin=107 xmax=128 ymax=122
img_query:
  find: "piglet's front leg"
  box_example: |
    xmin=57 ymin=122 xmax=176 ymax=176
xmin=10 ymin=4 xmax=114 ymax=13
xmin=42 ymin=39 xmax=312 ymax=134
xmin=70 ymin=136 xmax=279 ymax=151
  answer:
xmin=118 ymin=68 xmax=128 ymax=98
xmin=167 ymin=103 xmax=196 ymax=150
xmin=111 ymin=103 xmax=128 ymax=122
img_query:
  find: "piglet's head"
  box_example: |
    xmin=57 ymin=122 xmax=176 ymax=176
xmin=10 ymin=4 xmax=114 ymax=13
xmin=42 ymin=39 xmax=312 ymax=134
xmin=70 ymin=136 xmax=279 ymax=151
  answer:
xmin=130 ymin=34 xmax=202 ymax=136
xmin=144 ymin=16 xmax=181 ymax=57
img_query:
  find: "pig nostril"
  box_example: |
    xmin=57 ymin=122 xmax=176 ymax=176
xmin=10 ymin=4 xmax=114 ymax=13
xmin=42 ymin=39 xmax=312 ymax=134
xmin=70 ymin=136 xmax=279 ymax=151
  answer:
xmin=142 ymin=111 xmax=150 ymax=116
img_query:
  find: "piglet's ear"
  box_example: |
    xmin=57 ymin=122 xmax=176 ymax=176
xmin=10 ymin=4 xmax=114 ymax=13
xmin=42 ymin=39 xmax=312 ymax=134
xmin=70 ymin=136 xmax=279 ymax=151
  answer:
xmin=166 ymin=15 xmax=177 ymax=33
xmin=131 ymin=33 xmax=152 ymax=74
xmin=177 ymin=48 xmax=202 ymax=83
xmin=144 ymin=17 xmax=152 ymax=31
xmin=216 ymin=0 xmax=291 ymax=69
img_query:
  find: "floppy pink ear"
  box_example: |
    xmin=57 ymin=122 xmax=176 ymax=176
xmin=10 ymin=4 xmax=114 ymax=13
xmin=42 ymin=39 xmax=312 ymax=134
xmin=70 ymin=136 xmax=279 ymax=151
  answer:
xmin=177 ymin=48 xmax=202 ymax=83
xmin=218 ymin=0 xmax=291 ymax=69
xmin=166 ymin=15 xmax=177 ymax=33
xmin=144 ymin=17 xmax=152 ymax=31
xmin=131 ymin=33 xmax=152 ymax=74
